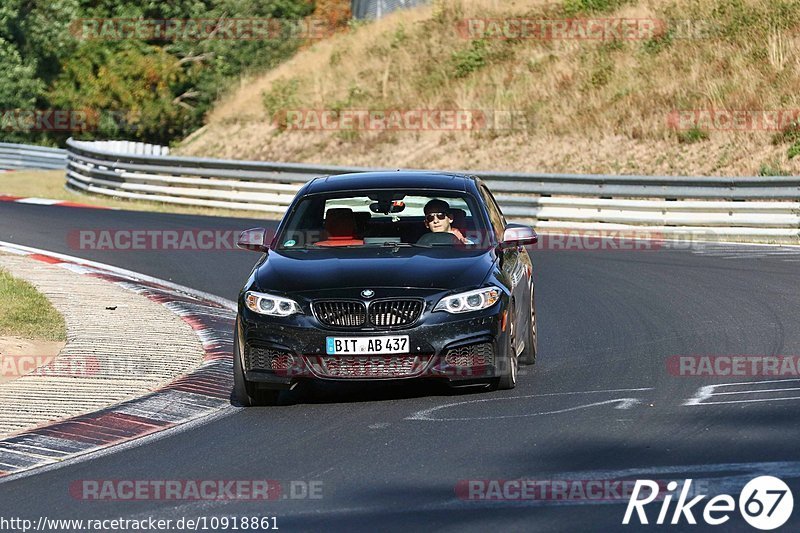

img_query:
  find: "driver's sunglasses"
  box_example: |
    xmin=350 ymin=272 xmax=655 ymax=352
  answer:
xmin=425 ymin=213 xmax=448 ymax=222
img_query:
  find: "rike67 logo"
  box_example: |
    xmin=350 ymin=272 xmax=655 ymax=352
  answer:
xmin=623 ymin=476 xmax=794 ymax=530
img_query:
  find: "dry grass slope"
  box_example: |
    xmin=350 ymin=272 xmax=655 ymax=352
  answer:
xmin=179 ymin=0 xmax=800 ymax=177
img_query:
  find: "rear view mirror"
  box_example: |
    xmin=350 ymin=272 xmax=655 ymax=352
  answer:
xmin=499 ymin=224 xmax=538 ymax=250
xmin=370 ymin=201 xmax=405 ymax=214
xmin=237 ymin=227 xmax=269 ymax=252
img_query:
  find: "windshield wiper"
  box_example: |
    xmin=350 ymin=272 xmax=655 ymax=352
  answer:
xmin=376 ymin=242 xmax=434 ymax=249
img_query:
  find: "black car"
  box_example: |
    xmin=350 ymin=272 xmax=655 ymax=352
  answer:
xmin=233 ymin=171 xmax=538 ymax=405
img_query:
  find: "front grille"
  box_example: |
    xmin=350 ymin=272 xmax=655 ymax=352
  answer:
xmin=245 ymin=344 xmax=295 ymax=372
xmin=306 ymin=355 xmax=430 ymax=378
xmin=444 ymin=343 xmax=494 ymax=367
xmin=368 ymin=299 xmax=423 ymax=327
xmin=313 ymin=299 xmax=423 ymax=329
xmin=313 ymin=301 xmax=366 ymax=327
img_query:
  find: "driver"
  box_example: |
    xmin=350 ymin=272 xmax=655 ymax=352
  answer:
xmin=423 ymin=199 xmax=469 ymax=244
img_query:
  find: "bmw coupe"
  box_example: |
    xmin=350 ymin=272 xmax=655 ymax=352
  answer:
xmin=234 ymin=171 xmax=537 ymax=405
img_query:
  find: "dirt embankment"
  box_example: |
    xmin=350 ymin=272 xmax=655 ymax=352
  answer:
xmin=178 ymin=0 xmax=800 ymax=177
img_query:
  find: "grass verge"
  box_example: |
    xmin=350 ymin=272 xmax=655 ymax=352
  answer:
xmin=0 ymin=266 xmax=66 ymax=342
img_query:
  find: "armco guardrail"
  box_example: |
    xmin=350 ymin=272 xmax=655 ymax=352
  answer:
xmin=0 ymin=142 xmax=67 ymax=170
xmin=64 ymin=138 xmax=800 ymax=241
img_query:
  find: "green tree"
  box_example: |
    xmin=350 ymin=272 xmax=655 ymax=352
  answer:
xmin=0 ymin=38 xmax=47 ymax=142
xmin=49 ymin=42 xmax=193 ymax=144
xmin=2 ymin=0 xmax=316 ymax=145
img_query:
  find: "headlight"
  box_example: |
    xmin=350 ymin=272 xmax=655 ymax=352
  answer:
xmin=433 ymin=287 xmax=501 ymax=314
xmin=245 ymin=291 xmax=303 ymax=317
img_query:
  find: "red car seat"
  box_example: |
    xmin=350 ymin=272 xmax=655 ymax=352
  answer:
xmin=315 ymin=208 xmax=365 ymax=247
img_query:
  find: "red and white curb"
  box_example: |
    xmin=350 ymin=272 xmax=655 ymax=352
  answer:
xmin=0 ymin=195 xmax=113 ymax=210
xmin=0 ymin=241 xmax=235 ymax=479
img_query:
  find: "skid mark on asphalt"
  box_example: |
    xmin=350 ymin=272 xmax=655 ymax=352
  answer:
xmin=406 ymin=388 xmax=654 ymax=421
xmin=684 ymin=378 xmax=800 ymax=406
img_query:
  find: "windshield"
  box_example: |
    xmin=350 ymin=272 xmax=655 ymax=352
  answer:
xmin=274 ymin=190 xmax=491 ymax=250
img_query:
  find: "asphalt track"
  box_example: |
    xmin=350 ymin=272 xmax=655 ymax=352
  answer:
xmin=1 ymin=202 xmax=799 ymax=532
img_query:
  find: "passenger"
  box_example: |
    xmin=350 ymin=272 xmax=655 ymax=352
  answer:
xmin=423 ymin=199 xmax=470 ymax=244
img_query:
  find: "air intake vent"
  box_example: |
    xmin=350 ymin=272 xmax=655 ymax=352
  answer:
xmin=313 ymin=299 xmax=423 ymax=329
xmin=245 ymin=344 xmax=295 ymax=372
xmin=306 ymin=355 xmax=430 ymax=378
xmin=368 ymin=299 xmax=423 ymax=327
xmin=313 ymin=301 xmax=367 ymax=327
xmin=444 ymin=343 xmax=494 ymax=367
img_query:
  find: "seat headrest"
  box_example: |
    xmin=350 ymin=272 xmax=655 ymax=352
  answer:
xmin=325 ymin=208 xmax=356 ymax=238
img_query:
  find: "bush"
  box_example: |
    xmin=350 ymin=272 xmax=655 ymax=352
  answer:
xmin=758 ymin=162 xmax=791 ymax=176
xmin=262 ymin=78 xmax=301 ymax=129
xmin=0 ymin=0 xmax=314 ymax=145
xmin=677 ymin=127 xmax=710 ymax=144
xmin=772 ymin=120 xmax=800 ymax=145
xmin=0 ymin=38 xmax=47 ymax=143
xmin=788 ymin=141 xmax=800 ymax=160
xmin=48 ymin=42 xmax=191 ymax=145
xmin=313 ymin=0 xmax=352 ymax=31
xmin=451 ymin=39 xmax=488 ymax=78
xmin=563 ymin=0 xmax=632 ymax=16
xmin=643 ymin=32 xmax=674 ymax=55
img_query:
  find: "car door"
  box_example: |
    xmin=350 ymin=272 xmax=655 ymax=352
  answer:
xmin=478 ymin=182 xmax=533 ymax=345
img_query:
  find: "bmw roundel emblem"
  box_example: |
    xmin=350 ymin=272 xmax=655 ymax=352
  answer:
xmin=361 ymin=289 xmax=375 ymax=299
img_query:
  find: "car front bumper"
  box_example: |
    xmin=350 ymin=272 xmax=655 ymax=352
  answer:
xmin=236 ymin=303 xmax=513 ymax=389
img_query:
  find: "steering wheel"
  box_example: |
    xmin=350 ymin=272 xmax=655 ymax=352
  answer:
xmin=417 ymin=232 xmax=461 ymax=246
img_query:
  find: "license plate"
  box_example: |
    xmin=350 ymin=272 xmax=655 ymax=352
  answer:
xmin=326 ymin=336 xmax=409 ymax=355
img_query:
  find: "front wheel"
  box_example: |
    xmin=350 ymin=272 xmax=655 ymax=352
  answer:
xmin=495 ymin=304 xmax=518 ymax=390
xmin=233 ymin=335 xmax=280 ymax=406
xmin=495 ymin=353 xmax=518 ymax=390
xmin=519 ymin=284 xmax=537 ymax=366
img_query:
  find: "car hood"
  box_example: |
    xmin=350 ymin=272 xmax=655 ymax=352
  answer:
xmin=255 ymin=247 xmax=496 ymax=293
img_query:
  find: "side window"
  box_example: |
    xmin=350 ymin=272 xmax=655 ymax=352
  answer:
xmin=479 ymin=185 xmax=506 ymax=239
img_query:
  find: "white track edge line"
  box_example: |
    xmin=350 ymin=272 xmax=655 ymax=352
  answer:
xmin=0 ymin=240 xmax=236 ymax=311
xmin=0 ymin=240 xmax=239 ymax=482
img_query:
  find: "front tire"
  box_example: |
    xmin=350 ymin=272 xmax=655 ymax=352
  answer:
xmin=496 ymin=304 xmax=518 ymax=390
xmin=496 ymin=353 xmax=518 ymax=390
xmin=519 ymin=284 xmax=537 ymax=365
xmin=233 ymin=335 xmax=280 ymax=406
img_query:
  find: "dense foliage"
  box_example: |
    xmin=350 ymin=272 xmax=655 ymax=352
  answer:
xmin=0 ymin=0 xmax=315 ymax=145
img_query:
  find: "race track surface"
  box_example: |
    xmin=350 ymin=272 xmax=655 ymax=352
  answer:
xmin=1 ymin=202 xmax=799 ymax=532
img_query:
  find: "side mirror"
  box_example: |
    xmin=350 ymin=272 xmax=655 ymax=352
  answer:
xmin=499 ymin=224 xmax=538 ymax=250
xmin=237 ymin=228 xmax=269 ymax=253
